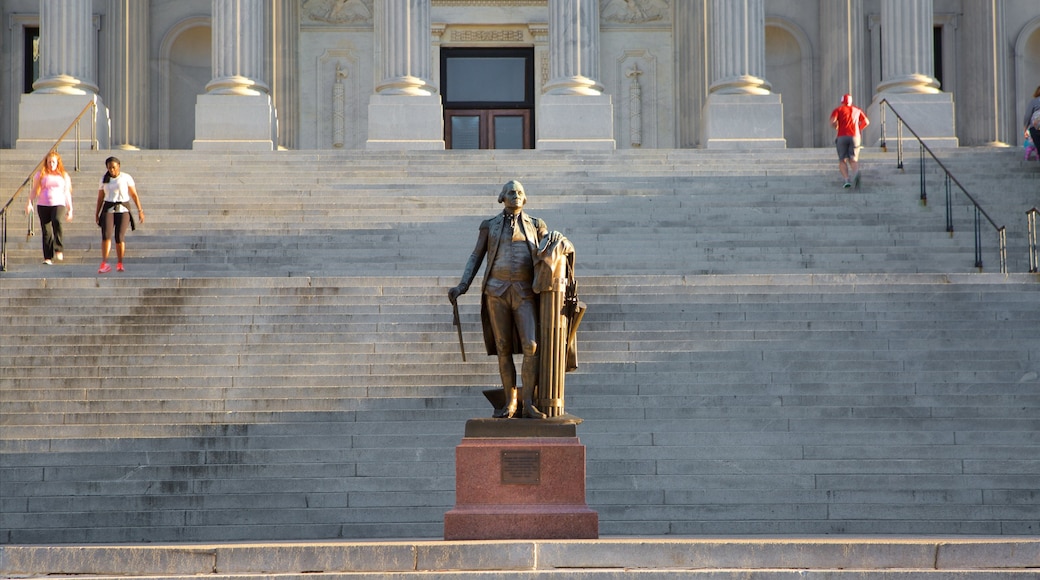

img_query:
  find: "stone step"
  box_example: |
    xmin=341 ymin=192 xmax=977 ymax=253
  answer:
xmin=1 ymin=537 xmax=1038 ymax=579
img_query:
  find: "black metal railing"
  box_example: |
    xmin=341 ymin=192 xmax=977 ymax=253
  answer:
xmin=878 ymin=98 xmax=1007 ymax=274
xmin=0 ymin=98 xmax=98 ymax=272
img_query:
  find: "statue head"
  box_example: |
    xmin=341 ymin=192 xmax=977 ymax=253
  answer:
xmin=498 ymin=180 xmax=526 ymax=206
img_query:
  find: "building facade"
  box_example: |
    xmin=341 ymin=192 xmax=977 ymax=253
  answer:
xmin=3 ymin=0 xmax=1040 ymax=151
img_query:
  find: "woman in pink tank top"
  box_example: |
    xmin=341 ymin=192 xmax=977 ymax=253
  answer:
xmin=26 ymin=151 xmax=74 ymax=265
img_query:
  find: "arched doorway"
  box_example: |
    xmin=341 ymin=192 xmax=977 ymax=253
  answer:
xmin=765 ymin=20 xmax=812 ymax=148
xmin=160 ymin=20 xmax=210 ymax=149
xmin=1016 ymin=19 xmax=1040 ymax=146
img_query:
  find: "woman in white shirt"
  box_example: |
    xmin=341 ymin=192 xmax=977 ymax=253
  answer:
xmin=94 ymin=156 xmax=145 ymax=273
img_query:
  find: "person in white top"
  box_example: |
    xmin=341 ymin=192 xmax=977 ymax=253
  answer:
xmin=94 ymin=156 xmax=145 ymax=273
xmin=26 ymin=150 xmax=73 ymax=265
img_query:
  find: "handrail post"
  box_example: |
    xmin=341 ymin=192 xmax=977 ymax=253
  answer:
xmin=880 ymin=103 xmax=887 ymax=153
xmin=998 ymin=227 xmax=1007 ymax=275
xmin=974 ymin=207 xmax=983 ymax=270
xmin=896 ymin=119 xmax=904 ymax=171
xmin=1028 ymin=209 xmax=1039 ymax=273
xmin=919 ymin=145 xmax=927 ymax=204
xmin=0 ymin=207 xmax=6 ymax=272
xmin=945 ymin=173 xmax=953 ymax=233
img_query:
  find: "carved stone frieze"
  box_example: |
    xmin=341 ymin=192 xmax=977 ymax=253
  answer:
xmin=450 ymin=29 xmax=526 ymax=42
xmin=602 ymin=0 xmax=669 ymax=25
xmin=303 ymin=0 xmax=374 ymax=25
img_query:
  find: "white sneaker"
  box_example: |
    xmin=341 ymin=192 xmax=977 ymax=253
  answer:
xmin=55 ymin=252 xmax=63 ymax=261
xmin=42 ymin=259 xmax=53 ymax=265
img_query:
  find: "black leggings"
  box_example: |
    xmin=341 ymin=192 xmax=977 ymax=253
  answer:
xmin=100 ymin=211 xmax=131 ymax=244
xmin=37 ymin=205 xmax=66 ymax=260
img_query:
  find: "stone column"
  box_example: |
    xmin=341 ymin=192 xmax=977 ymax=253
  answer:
xmin=819 ymin=0 xmax=866 ymax=146
xmin=366 ymin=0 xmax=444 ymax=150
xmin=701 ymin=0 xmax=784 ymax=149
xmin=17 ymin=0 xmax=111 ymax=149
xmin=865 ymin=0 xmax=957 ymax=147
xmin=268 ymin=0 xmax=299 ymax=150
xmin=103 ymin=0 xmax=149 ymax=150
xmin=194 ymin=0 xmax=276 ymax=150
xmin=536 ymin=0 xmax=614 ymax=150
xmin=959 ymin=0 xmax=1008 ymax=147
xmin=675 ymin=0 xmax=708 ymax=148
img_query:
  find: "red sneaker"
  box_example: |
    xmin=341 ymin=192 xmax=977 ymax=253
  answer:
xmin=116 ymin=263 xmax=124 ymax=272
xmin=98 ymin=262 xmax=111 ymax=274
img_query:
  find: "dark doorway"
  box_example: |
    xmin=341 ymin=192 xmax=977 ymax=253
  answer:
xmin=441 ymin=47 xmax=534 ymax=149
xmin=24 ymin=26 xmax=39 ymax=93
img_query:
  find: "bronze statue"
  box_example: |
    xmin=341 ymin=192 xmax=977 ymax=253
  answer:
xmin=448 ymin=180 xmax=583 ymax=419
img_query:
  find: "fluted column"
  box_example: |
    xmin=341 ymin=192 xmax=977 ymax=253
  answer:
xmin=536 ymin=0 xmax=614 ymax=149
xmin=33 ymin=0 xmax=98 ymax=94
xmin=375 ymin=0 xmax=434 ymax=96
xmin=268 ymin=0 xmax=299 ymax=149
xmin=700 ymin=0 xmax=784 ymax=149
xmin=819 ymin=0 xmax=866 ymax=145
xmin=366 ymin=0 xmax=443 ymax=149
xmin=864 ymin=0 xmax=957 ymax=147
xmin=17 ymin=0 xmax=110 ymax=149
xmin=104 ymin=0 xmax=149 ymax=149
xmin=959 ymin=0 xmax=1008 ymax=146
xmin=194 ymin=0 xmax=276 ymax=150
xmin=675 ymin=0 xmax=709 ymax=148
xmin=207 ymin=0 xmax=269 ymax=96
xmin=544 ymin=0 xmax=603 ymax=96
xmin=877 ymin=0 xmax=940 ymax=95
xmin=707 ymin=0 xmax=769 ymax=96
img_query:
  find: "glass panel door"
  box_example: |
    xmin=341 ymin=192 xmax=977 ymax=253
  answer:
xmin=442 ymin=47 xmax=534 ymax=149
xmin=450 ymin=114 xmax=482 ymax=149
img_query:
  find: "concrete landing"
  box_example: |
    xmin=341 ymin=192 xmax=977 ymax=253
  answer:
xmin=2 ymin=537 xmax=1039 ymax=578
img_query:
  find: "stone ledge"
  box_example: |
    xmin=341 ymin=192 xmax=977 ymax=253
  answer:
xmin=2 ymin=538 xmax=1038 ymax=576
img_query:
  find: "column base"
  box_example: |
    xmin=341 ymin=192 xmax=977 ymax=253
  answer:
xmin=536 ymin=94 xmax=615 ymax=150
xmin=444 ymin=432 xmax=598 ymax=540
xmin=16 ymin=93 xmax=110 ymax=150
xmin=865 ymin=93 xmax=959 ymax=149
xmin=193 ymin=94 xmax=276 ymax=151
xmin=366 ymin=94 xmax=445 ymax=150
xmin=701 ymin=93 xmax=786 ymax=149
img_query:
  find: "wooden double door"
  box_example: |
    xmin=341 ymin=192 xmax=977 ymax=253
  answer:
xmin=442 ymin=48 xmax=534 ymax=149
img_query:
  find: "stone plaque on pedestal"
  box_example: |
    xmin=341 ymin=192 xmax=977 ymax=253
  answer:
xmin=444 ymin=419 xmax=598 ymax=540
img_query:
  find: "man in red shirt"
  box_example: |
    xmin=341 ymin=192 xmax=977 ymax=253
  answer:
xmin=830 ymin=93 xmax=869 ymax=188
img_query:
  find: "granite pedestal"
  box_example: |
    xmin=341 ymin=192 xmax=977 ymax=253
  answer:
xmin=444 ymin=418 xmax=598 ymax=540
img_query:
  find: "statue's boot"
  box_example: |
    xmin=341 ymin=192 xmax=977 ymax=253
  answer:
xmin=493 ymin=386 xmax=518 ymax=418
xmin=520 ymin=355 xmax=546 ymax=419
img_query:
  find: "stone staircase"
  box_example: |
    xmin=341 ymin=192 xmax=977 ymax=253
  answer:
xmin=2 ymin=147 xmax=1040 ymax=578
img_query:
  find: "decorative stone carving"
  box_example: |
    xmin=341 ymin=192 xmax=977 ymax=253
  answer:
xmin=332 ymin=64 xmax=347 ymax=148
xmin=602 ymin=0 xmax=669 ymax=24
xmin=303 ymin=0 xmax=374 ymax=25
xmin=318 ymin=50 xmax=360 ymax=149
xmin=625 ymin=63 xmax=643 ymax=147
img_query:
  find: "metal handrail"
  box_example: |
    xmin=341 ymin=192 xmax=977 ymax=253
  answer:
xmin=877 ymin=98 xmax=1007 ymax=274
xmin=0 ymin=98 xmax=98 ymax=272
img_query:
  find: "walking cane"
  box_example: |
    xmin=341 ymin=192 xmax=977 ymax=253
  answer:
xmin=27 ymin=206 xmax=34 ymax=241
xmin=450 ymin=295 xmax=466 ymax=362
